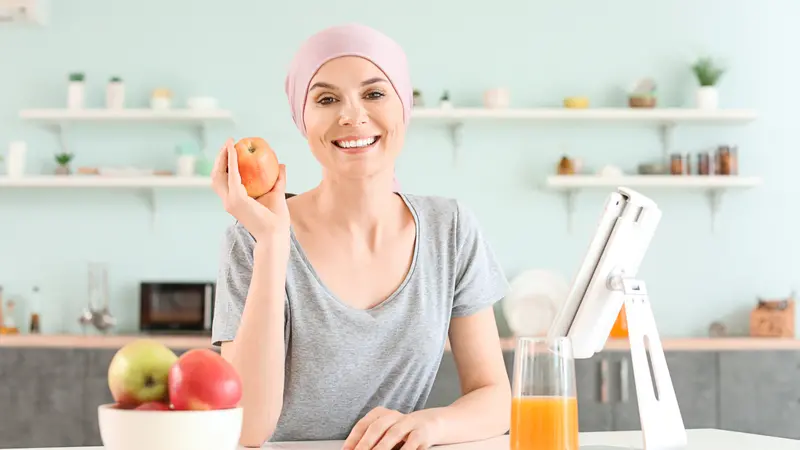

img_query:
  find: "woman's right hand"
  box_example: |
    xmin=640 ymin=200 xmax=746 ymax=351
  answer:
xmin=212 ymin=138 xmax=290 ymax=243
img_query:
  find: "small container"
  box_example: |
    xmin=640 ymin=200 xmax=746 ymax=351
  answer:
xmin=717 ymin=146 xmax=732 ymax=175
xmin=670 ymin=153 xmax=685 ymax=175
xmin=698 ymin=153 xmax=711 ymax=175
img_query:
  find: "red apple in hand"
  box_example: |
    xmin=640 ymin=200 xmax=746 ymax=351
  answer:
xmin=168 ymin=348 xmax=242 ymax=410
xmin=233 ymin=137 xmax=280 ymax=198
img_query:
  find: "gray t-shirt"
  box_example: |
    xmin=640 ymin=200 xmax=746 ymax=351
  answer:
xmin=211 ymin=193 xmax=509 ymax=442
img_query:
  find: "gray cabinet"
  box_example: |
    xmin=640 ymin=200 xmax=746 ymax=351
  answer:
xmin=0 ymin=348 xmax=87 ymax=449
xmin=718 ymin=350 xmax=800 ymax=439
xmin=608 ymin=351 xmax=718 ymax=431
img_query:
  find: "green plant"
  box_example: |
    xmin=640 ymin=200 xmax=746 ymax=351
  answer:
xmin=69 ymin=72 xmax=85 ymax=82
xmin=54 ymin=152 xmax=74 ymax=166
xmin=109 ymin=76 xmax=122 ymax=83
xmin=440 ymin=90 xmax=450 ymax=101
xmin=692 ymin=57 xmax=725 ymax=86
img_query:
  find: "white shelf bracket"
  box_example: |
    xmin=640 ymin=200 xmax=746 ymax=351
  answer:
xmin=563 ymin=190 xmax=576 ymax=234
xmin=707 ymin=189 xmax=724 ymax=232
xmin=138 ymin=188 xmax=157 ymax=231
xmin=48 ymin=123 xmax=69 ymax=155
xmin=448 ymin=121 xmax=464 ymax=166
xmin=196 ymin=123 xmax=210 ymax=152
xmin=659 ymin=123 xmax=675 ymax=163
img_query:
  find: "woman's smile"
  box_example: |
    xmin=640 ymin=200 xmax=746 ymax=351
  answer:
xmin=332 ymin=135 xmax=382 ymax=154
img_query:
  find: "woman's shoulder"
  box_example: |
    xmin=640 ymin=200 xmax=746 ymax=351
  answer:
xmin=400 ymin=193 xmax=484 ymax=241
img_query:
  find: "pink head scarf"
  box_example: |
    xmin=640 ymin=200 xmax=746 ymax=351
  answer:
xmin=284 ymin=23 xmax=411 ymax=192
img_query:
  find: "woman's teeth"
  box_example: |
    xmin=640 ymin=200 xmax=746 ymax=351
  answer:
xmin=334 ymin=137 xmax=377 ymax=148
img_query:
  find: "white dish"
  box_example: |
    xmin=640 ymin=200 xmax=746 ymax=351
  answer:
xmin=98 ymin=403 xmax=242 ymax=450
xmin=502 ymin=269 xmax=570 ymax=337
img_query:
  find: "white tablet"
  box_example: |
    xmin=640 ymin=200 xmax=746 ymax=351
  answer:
xmin=547 ymin=187 xmax=662 ymax=359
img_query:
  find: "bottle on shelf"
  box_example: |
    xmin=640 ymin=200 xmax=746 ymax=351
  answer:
xmin=29 ymin=286 xmax=41 ymax=334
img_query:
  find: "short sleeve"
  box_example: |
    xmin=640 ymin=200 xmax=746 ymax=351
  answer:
xmin=211 ymin=222 xmax=256 ymax=347
xmin=451 ymin=201 xmax=510 ymax=318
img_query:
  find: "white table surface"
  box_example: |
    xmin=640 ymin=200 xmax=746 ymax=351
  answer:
xmin=9 ymin=429 xmax=798 ymax=450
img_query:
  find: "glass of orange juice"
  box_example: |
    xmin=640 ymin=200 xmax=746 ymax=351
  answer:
xmin=510 ymin=336 xmax=579 ymax=450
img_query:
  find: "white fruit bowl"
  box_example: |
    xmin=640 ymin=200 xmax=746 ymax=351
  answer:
xmin=98 ymin=403 xmax=243 ymax=450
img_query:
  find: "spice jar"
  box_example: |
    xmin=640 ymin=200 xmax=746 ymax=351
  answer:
xmin=698 ymin=153 xmax=711 ymax=175
xmin=670 ymin=153 xmax=684 ymax=175
xmin=717 ymin=146 xmax=731 ymax=175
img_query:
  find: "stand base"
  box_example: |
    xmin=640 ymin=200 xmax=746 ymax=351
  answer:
xmin=619 ymin=278 xmax=688 ymax=450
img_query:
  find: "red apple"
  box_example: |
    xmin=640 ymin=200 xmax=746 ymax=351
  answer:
xmin=168 ymin=348 xmax=242 ymax=411
xmin=107 ymin=339 xmax=179 ymax=408
xmin=134 ymin=401 xmax=171 ymax=411
xmin=233 ymin=136 xmax=280 ymax=198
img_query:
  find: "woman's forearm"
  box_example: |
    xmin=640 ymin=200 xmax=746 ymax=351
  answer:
xmin=429 ymin=382 xmax=511 ymax=445
xmin=227 ymin=239 xmax=289 ymax=447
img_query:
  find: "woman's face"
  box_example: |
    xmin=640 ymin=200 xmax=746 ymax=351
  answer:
xmin=303 ymin=56 xmax=405 ymax=182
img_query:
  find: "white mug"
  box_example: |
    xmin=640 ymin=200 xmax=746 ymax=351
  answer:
xmin=176 ymin=155 xmax=196 ymax=176
xmin=483 ymin=88 xmax=510 ymax=109
xmin=6 ymin=141 xmax=27 ymax=178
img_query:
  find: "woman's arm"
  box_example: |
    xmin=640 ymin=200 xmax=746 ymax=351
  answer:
xmin=220 ymin=239 xmax=289 ymax=447
xmin=429 ymin=307 xmax=512 ymax=445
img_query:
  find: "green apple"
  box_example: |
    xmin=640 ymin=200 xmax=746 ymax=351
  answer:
xmin=107 ymin=339 xmax=178 ymax=408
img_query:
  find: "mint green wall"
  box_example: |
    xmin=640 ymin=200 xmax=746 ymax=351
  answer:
xmin=1 ymin=1 xmax=796 ymax=337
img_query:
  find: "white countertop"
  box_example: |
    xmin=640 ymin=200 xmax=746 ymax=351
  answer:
xmin=9 ymin=429 xmax=799 ymax=450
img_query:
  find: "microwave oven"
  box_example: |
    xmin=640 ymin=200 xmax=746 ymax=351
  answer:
xmin=139 ymin=282 xmax=215 ymax=334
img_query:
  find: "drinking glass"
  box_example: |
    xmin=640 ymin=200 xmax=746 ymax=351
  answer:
xmin=510 ymin=336 xmax=579 ymax=450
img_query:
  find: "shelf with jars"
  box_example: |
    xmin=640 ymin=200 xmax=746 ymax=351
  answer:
xmin=544 ymin=145 xmax=762 ymax=232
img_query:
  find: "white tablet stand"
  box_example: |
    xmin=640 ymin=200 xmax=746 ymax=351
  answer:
xmin=547 ymin=187 xmax=687 ymax=450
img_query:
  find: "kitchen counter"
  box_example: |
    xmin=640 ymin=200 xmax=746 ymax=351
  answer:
xmin=2 ymin=333 xmax=800 ymax=351
xmin=5 ymin=429 xmax=799 ymax=450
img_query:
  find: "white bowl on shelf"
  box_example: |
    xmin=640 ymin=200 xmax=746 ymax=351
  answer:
xmin=97 ymin=403 xmax=243 ymax=450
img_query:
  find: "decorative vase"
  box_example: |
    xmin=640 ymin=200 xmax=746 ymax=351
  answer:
xmin=696 ymin=86 xmax=718 ymax=110
xmin=55 ymin=165 xmax=70 ymax=175
xmin=68 ymin=82 xmax=85 ymax=109
xmin=106 ymin=79 xmax=125 ymax=109
xmin=6 ymin=141 xmax=27 ymax=178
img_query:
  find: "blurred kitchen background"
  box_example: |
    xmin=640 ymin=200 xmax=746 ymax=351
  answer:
xmin=1 ymin=0 xmax=795 ymax=339
xmin=2 ymin=1 xmax=800 ymax=448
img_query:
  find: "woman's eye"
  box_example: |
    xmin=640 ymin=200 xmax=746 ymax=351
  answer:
xmin=365 ymin=91 xmax=385 ymax=100
xmin=317 ymin=96 xmax=336 ymax=105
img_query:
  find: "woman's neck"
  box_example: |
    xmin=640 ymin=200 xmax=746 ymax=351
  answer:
xmin=310 ymin=173 xmax=401 ymax=236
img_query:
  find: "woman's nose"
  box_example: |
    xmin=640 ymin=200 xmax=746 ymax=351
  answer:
xmin=338 ymin=101 xmax=368 ymax=126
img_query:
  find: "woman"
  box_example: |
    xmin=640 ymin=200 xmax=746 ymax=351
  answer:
xmin=210 ymin=23 xmax=511 ymax=450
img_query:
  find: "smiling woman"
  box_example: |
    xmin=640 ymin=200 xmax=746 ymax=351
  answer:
xmin=209 ymin=23 xmax=512 ymax=450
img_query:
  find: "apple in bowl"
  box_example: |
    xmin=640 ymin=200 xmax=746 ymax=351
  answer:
xmin=100 ymin=340 xmax=244 ymax=450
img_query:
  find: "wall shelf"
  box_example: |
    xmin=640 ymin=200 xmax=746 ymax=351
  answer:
xmin=410 ymin=107 xmax=758 ymax=165
xmin=0 ymin=175 xmax=213 ymax=229
xmin=18 ymin=108 xmax=235 ymax=153
xmin=542 ymin=175 xmax=763 ymax=232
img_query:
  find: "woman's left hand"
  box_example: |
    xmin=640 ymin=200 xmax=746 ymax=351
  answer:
xmin=342 ymin=407 xmax=441 ymax=450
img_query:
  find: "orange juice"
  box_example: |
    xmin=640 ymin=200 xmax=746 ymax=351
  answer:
xmin=609 ymin=306 xmax=628 ymax=338
xmin=510 ymin=395 xmax=579 ymax=450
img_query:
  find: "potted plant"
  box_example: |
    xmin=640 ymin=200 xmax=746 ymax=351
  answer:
xmin=692 ymin=57 xmax=725 ymax=110
xmin=68 ymin=72 xmax=85 ymax=109
xmin=627 ymin=77 xmax=657 ymax=108
xmin=106 ymin=76 xmax=125 ymax=110
xmin=439 ymin=90 xmax=452 ymax=109
xmin=54 ymin=152 xmax=74 ymax=175
xmin=413 ymin=89 xmax=423 ymax=107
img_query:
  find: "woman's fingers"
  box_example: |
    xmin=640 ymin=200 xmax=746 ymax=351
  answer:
xmin=226 ymin=139 xmax=243 ymax=193
xmin=211 ymin=140 xmax=230 ymax=198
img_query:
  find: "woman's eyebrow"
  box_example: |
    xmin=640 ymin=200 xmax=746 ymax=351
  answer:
xmin=309 ymin=77 xmax=388 ymax=92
